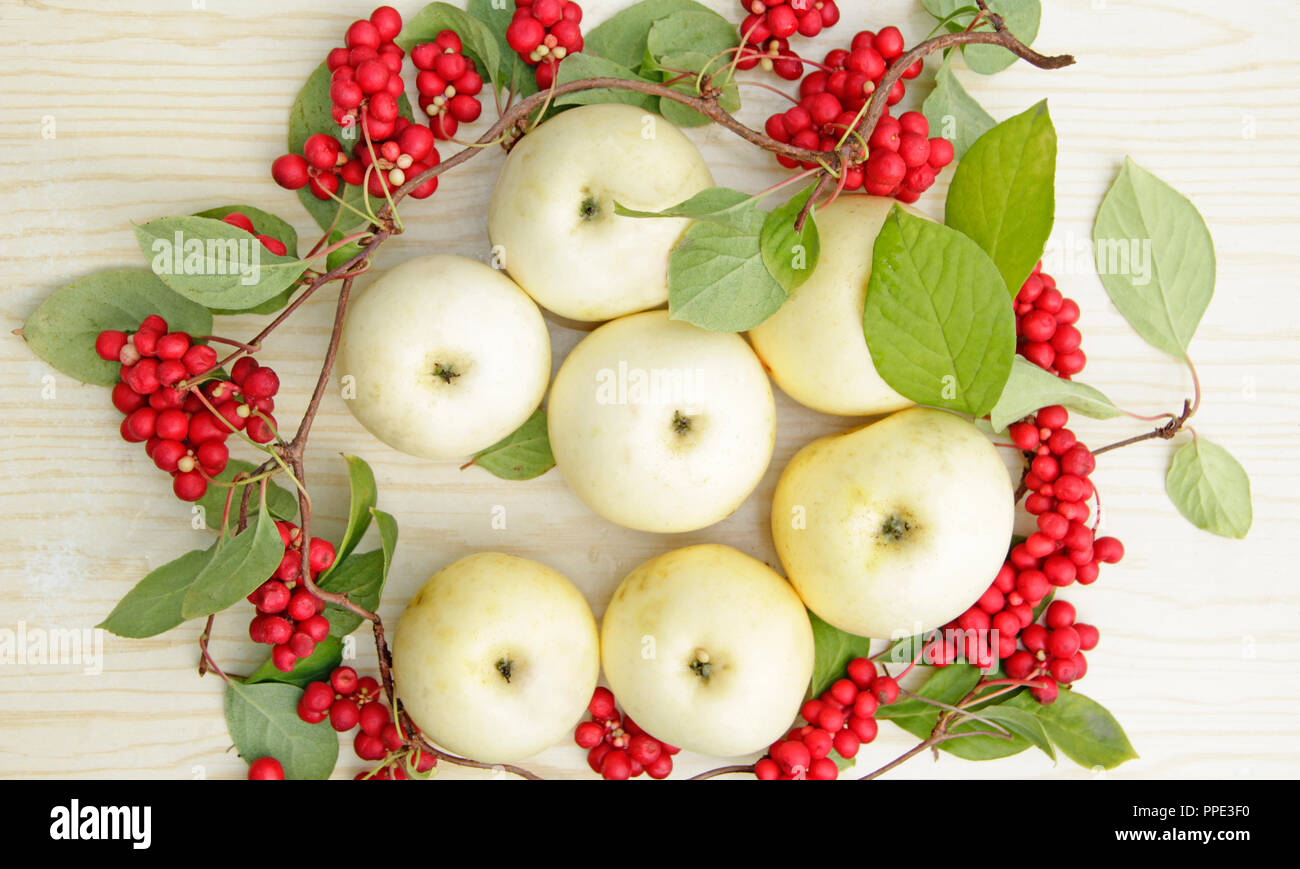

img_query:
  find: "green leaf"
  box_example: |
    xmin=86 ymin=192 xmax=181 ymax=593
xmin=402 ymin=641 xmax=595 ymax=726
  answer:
xmin=1092 ymin=158 xmax=1216 ymax=359
xmin=22 ymin=269 xmax=213 ymax=387
xmin=644 ymin=9 xmax=738 ymax=68
xmin=807 ymin=612 xmax=873 ymax=700
xmin=319 ymin=549 xmax=387 ymax=637
xmin=554 ymin=53 xmax=660 ymax=111
xmin=989 ymin=357 xmax=1121 ymax=431
xmin=922 ymin=58 xmax=995 ymax=160
xmin=924 ymin=0 xmax=1041 ymax=75
xmin=372 ymin=507 xmax=399 ymax=580
xmin=654 ymin=50 xmax=740 ymax=127
xmin=760 ymin=187 xmax=820 ymax=293
xmin=1036 ymin=690 xmax=1138 ymax=769
xmin=180 ymin=497 xmax=284 ymax=620
xmin=401 ymin=2 xmax=502 ymax=94
xmin=98 ymin=546 xmax=215 ymax=639
xmin=287 ymin=61 xmax=415 ymax=233
xmin=466 ymin=407 xmax=555 ymax=481
xmin=1166 ymin=438 xmax=1252 ymax=539
xmin=877 ymin=664 xmax=982 ymax=721
xmin=133 ymin=217 xmax=307 ymax=311
xmin=246 ymin=636 xmax=343 ymax=688
xmin=614 ymin=187 xmax=752 ymax=225
xmin=945 ymin=101 xmax=1056 ymax=295
xmin=467 ymin=0 xmax=537 ymax=96
xmin=324 ymin=454 xmax=378 ymax=573
xmin=325 ymin=229 xmax=368 ymax=277
xmin=863 ymin=207 xmax=1016 ymax=415
xmin=584 ymin=0 xmax=710 ymax=71
xmin=668 ymin=205 xmax=788 ymax=331
xmin=196 ymin=460 xmax=298 ymax=532
xmin=980 ymin=701 xmax=1056 ymax=760
xmin=224 ymin=680 xmax=339 ymax=779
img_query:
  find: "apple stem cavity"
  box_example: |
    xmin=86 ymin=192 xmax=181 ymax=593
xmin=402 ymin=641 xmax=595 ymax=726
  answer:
xmin=496 ymin=657 xmax=513 ymax=683
xmin=671 ymin=410 xmax=693 ymax=435
xmin=690 ymin=648 xmax=713 ymax=682
xmin=432 ymin=362 xmax=460 ymax=384
xmin=578 ymin=195 xmax=601 ymax=221
xmin=880 ymin=514 xmax=911 ymax=542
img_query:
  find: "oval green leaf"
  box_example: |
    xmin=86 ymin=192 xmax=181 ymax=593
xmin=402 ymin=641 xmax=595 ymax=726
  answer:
xmin=760 ymin=187 xmax=821 ymax=293
xmin=864 ymin=207 xmax=1016 ymax=416
xmin=989 ymin=357 xmax=1121 ymax=431
xmin=180 ymin=496 xmax=285 ymax=620
xmin=246 ymin=636 xmax=343 ymax=688
xmin=1092 ymin=158 xmax=1216 ymax=359
xmin=466 ymin=407 xmax=555 ymax=481
xmin=22 ymin=269 xmax=213 ymax=386
xmin=668 ymin=206 xmax=788 ymax=331
xmin=319 ymin=549 xmax=387 ymax=637
xmin=584 ymin=0 xmax=708 ymax=71
xmin=1166 ymin=438 xmax=1252 ymax=539
xmin=133 ymin=216 xmax=307 ymax=311
xmin=922 ymin=58 xmax=996 ymax=161
xmin=807 ymin=612 xmax=873 ymax=700
xmin=98 ymin=546 xmax=216 ymax=639
xmin=1036 ymin=689 xmax=1138 ymax=770
xmin=224 ymin=680 xmax=338 ymax=779
xmin=945 ymin=100 xmax=1056 ymax=295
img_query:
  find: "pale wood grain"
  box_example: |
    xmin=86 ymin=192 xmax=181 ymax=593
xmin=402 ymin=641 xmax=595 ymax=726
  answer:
xmin=0 ymin=0 xmax=1297 ymax=780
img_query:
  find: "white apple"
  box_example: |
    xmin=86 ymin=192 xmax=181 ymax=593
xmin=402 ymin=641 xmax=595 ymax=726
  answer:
xmin=749 ymin=194 xmax=915 ymax=416
xmin=487 ymin=103 xmax=714 ymax=322
xmin=392 ymin=552 xmax=600 ymax=764
xmin=600 ymin=544 xmax=814 ymax=757
xmin=771 ymin=407 xmax=1014 ymax=639
xmin=547 ymin=310 xmax=775 ymax=533
xmin=337 ymin=254 xmax=550 ymax=460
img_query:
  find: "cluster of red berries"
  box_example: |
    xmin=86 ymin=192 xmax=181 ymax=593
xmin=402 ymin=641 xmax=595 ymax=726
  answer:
xmin=270 ymin=7 xmax=440 ymax=202
xmin=326 ymin=7 xmax=406 ymax=139
xmin=573 ymin=687 xmax=679 ymax=779
xmin=762 ymin=29 xmax=952 ymax=201
xmin=505 ymin=0 xmax=585 ymax=89
xmin=412 ymin=30 xmax=483 ymax=140
xmin=298 ymin=666 xmax=437 ymax=779
xmin=1016 ymin=263 xmax=1086 ymax=378
xmin=927 ymin=405 xmax=1123 ymax=696
xmin=755 ymin=657 xmax=892 ymax=780
xmin=1005 ymin=600 xmax=1100 ymax=704
xmin=246 ymin=521 xmax=336 ymax=671
xmin=98 ymin=314 xmax=280 ymax=503
xmin=737 ymin=0 xmax=841 ymax=80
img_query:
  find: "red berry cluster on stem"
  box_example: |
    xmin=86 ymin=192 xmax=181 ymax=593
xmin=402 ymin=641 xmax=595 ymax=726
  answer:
xmin=756 ymin=657 xmax=892 ymax=780
xmin=271 ymin=7 xmax=443 ymax=202
xmin=1006 ymin=600 xmax=1101 ymax=705
xmin=98 ymin=311 xmax=280 ymax=503
xmin=412 ymin=30 xmax=484 ymax=140
xmin=927 ymin=403 xmax=1123 ymax=702
xmin=1017 ymin=263 xmax=1086 ymax=377
xmin=299 ymin=667 xmax=437 ymax=779
xmin=506 ymin=0 xmax=584 ymax=89
xmin=574 ymin=687 xmax=680 ymax=779
xmin=763 ymin=28 xmax=952 ymax=200
xmin=246 ymin=520 xmax=336 ymax=671
xmin=738 ymin=0 xmax=840 ymax=80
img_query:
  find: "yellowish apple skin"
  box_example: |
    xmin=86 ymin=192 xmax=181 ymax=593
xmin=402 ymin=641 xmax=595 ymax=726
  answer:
xmin=393 ymin=552 xmax=600 ymax=764
xmin=749 ymin=194 xmax=915 ymax=416
xmin=600 ymin=544 xmax=814 ymax=757
xmin=772 ymin=407 xmax=1014 ymax=639
xmin=337 ymin=254 xmax=550 ymax=460
xmin=487 ymin=103 xmax=714 ymax=322
xmin=547 ymin=310 xmax=776 ymax=533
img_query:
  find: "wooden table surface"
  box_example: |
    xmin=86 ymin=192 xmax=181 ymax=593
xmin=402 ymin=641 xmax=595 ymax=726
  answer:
xmin=1 ymin=0 xmax=1296 ymax=780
